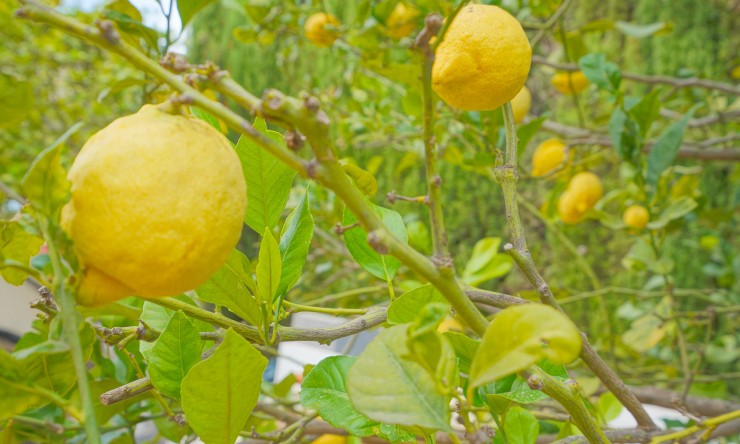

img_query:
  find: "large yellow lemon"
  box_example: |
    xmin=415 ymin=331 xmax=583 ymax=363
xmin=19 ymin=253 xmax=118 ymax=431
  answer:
xmin=305 ymin=12 xmax=341 ymax=47
xmin=61 ymin=104 xmax=246 ymax=306
xmin=310 ymin=435 xmax=347 ymax=444
xmin=431 ymin=4 xmax=531 ymax=111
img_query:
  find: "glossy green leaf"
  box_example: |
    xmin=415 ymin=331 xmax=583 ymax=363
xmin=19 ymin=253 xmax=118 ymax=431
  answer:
xmin=181 ymin=329 xmax=267 ymax=444
xmin=177 ymin=0 xmax=218 ymax=28
xmin=387 ymin=284 xmax=448 ymax=325
xmin=343 ymin=202 xmax=407 ymax=280
xmin=236 ymin=118 xmax=296 ymax=234
xmin=0 ymin=73 xmax=33 ymax=128
xmin=469 ymin=305 xmax=582 ymax=390
xmin=191 ymin=106 xmax=223 ymax=133
xmin=646 ymin=109 xmax=695 ymax=186
xmin=462 ymin=237 xmax=513 ymax=286
xmin=405 ymin=304 xmax=458 ymax=391
xmin=257 ymin=228 xmax=281 ymax=303
xmin=14 ymin=340 xmax=77 ymax=397
xmin=504 ymin=406 xmax=539 ymax=444
xmin=578 ymin=53 xmax=621 ymax=92
xmin=277 ymin=191 xmax=313 ymax=298
xmin=497 ymin=361 xmax=568 ymax=405
xmin=148 ymin=311 xmax=202 ymax=399
xmin=0 ymin=350 xmax=45 ymax=418
xmin=196 ymin=249 xmax=262 ymax=327
xmin=140 ymin=295 xmax=213 ymax=360
xmin=300 ymin=356 xmax=414 ymax=443
xmin=347 ymin=324 xmax=452 ymax=432
xmin=0 ymin=221 xmax=44 ymax=286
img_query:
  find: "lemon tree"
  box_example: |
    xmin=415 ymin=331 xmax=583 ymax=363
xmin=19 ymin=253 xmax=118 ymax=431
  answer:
xmin=2 ymin=1 xmax=738 ymax=444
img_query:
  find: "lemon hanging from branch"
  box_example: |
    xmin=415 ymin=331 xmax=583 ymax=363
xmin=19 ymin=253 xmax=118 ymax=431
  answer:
xmin=61 ymin=104 xmax=246 ymax=306
xmin=431 ymin=4 xmax=531 ymax=111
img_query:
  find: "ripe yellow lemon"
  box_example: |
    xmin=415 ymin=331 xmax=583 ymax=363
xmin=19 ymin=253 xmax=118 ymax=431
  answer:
xmin=432 ymin=4 xmax=531 ymax=111
xmin=623 ymin=205 xmax=649 ymax=229
xmin=437 ymin=316 xmax=464 ymax=333
xmin=304 ymin=12 xmax=340 ymax=47
xmin=386 ymin=2 xmax=420 ymax=39
xmin=531 ymin=139 xmax=570 ymax=177
xmin=61 ymin=104 xmax=246 ymax=306
xmin=557 ymin=172 xmax=603 ymax=224
xmin=551 ymin=71 xmax=589 ymax=95
xmin=310 ymin=435 xmax=347 ymax=444
xmin=510 ymin=85 xmax=531 ymax=124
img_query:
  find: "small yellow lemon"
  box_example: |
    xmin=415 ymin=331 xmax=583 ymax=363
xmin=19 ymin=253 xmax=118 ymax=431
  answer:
xmin=432 ymin=4 xmax=531 ymax=111
xmin=386 ymin=2 xmax=420 ymax=39
xmin=557 ymin=191 xmax=583 ymax=225
xmin=62 ymin=104 xmax=246 ymax=306
xmin=304 ymin=12 xmax=340 ymax=47
xmin=551 ymin=70 xmax=589 ymax=95
xmin=557 ymin=172 xmax=603 ymax=224
xmin=623 ymin=205 xmax=649 ymax=229
xmin=310 ymin=435 xmax=347 ymax=444
xmin=437 ymin=316 xmax=464 ymax=333
xmin=510 ymin=85 xmax=531 ymax=124
xmin=531 ymin=139 xmax=569 ymax=177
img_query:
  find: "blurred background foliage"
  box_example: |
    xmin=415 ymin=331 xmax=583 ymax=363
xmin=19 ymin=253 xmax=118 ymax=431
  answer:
xmin=2 ymin=0 xmax=738 ymax=399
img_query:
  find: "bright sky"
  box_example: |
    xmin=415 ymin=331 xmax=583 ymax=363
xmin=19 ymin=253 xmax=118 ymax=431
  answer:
xmin=61 ymin=0 xmax=188 ymax=52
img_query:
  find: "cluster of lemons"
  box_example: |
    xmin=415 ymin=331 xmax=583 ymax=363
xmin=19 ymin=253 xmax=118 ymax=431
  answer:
xmin=62 ymin=4 xmax=637 ymax=307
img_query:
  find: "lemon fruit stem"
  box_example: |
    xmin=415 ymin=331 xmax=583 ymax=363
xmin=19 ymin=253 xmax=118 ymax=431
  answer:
xmin=41 ymin=220 xmax=101 ymax=443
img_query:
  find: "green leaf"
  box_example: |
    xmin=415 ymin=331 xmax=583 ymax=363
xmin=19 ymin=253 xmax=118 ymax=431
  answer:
xmin=347 ymin=324 xmax=452 ymax=432
xmin=578 ymin=54 xmax=621 ymax=92
xmin=0 ymin=221 xmax=44 ymax=286
xmin=504 ymin=406 xmax=539 ymax=444
xmin=646 ymin=109 xmax=695 ymax=186
xmin=627 ymin=90 xmax=661 ymax=138
xmin=343 ymin=202 xmax=407 ymax=280
xmin=181 ymin=329 xmax=267 ymax=444
xmin=301 ymin=356 xmax=414 ymax=443
xmin=608 ymin=107 xmax=641 ymax=162
xmin=462 ymin=237 xmax=513 ymax=286
xmin=177 ymin=0 xmax=218 ymax=28
xmin=14 ymin=340 xmax=76 ymax=396
xmin=235 ymin=118 xmax=295 ymax=234
xmin=191 ymin=106 xmax=223 ymax=133
xmin=277 ymin=191 xmax=313 ymax=297
xmin=387 ymin=284 xmax=448 ymax=325
xmin=101 ymin=8 xmax=160 ymax=51
xmin=647 ymin=196 xmax=697 ymax=229
xmin=404 ymin=304 xmax=458 ymax=391
xmin=0 ymin=350 xmax=45 ymax=418
xmin=497 ymin=361 xmax=568 ymax=405
xmin=0 ymin=73 xmax=33 ymax=128
xmin=469 ymin=305 xmax=582 ymax=390
xmin=598 ymin=392 xmax=623 ymax=422
xmin=257 ymin=228 xmax=281 ymax=303
xmin=140 ymin=295 xmax=213 ymax=360
xmin=615 ymin=21 xmax=672 ymax=39
xmin=148 ymin=311 xmax=202 ymax=399
xmin=21 ymin=123 xmax=81 ymax=217
xmin=196 ymin=249 xmax=262 ymax=327
xmin=443 ymin=332 xmax=479 ymax=375
xmin=517 ymin=117 xmax=546 ymax=159
xmin=342 ymin=163 xmax=379 ymax=197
